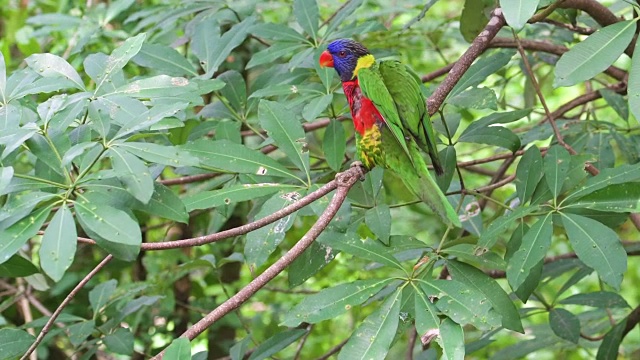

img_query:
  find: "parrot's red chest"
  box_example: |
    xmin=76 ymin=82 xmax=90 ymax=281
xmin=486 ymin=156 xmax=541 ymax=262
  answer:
xmin=342 ymin=80 xmax=383 ymax=135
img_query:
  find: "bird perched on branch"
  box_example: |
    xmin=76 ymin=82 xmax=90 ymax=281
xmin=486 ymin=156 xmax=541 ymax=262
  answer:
xmin=319 ymin=39 xmax=460 ymax=226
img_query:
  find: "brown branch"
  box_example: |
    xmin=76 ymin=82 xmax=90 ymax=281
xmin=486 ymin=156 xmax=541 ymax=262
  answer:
xmin=151 ymin=166 xmax=363 ymax=359
xmin=21 ymin=255 xmax=114 ymax=360
xmin=539 ymin=19 xmax=595 ymax=35
xmin=622 ymin=305 xmax=640 ymax=337
xmin=316 ymin=338 xmax=350 ymax=360
xmin=427 ymin=8 xmax=506 ymax=115
xmin=421 ymin=63 xmax=455 ymax=83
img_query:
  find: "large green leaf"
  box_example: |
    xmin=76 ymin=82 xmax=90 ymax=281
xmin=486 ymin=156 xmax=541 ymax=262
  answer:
xmin=67 ymin=320 xmax=95 ymax=347
xmin=0 ymin=167 xmax=14 ymax=195
xmin=437 ymin=318 xmax=465 ymax=360
xmin=245 ymin=191 xmax=301 ymax=267
xmin=564 ymin=183 xmax=640 ymax=212
xmin=338 ymin=289 xmax=402 ymax=360
xmin=555 ymin=20 xmax=636 ymax=87
xmin=560 ymin=291 xmax=630 ymax=308
xmin=544 ymin=145 xmax=571 ymax=199
xmin=132 ymin=183 xmax=188 ymax=223
xmin=560 ymin=213 xmax=626 ymax=290
xmin=93 ymin=33 xmax=146 ymax=94
xmin=515 ymin=146 xmax=544 ymax=203
xmin=39 ymin=204 xmax=76 ymax=282
xmin=414 ymin=284 xmax=441 ymax=336
xmin=164 ymin=338 xmax=191 ymax=360
xmin=449 ymin=50 xmax=516 ymax=98
xmin=365 ymin=205 xmax=391 ymax=245
xmin=89 ymin=279 xmax=117 ymax=316
xmin=281 ymin=278 xmax=392 ymax=327
xmin=0 ymin=255 xmax=39 ymax=278
xmin=258 ymin=100 xmax=310 ymax=181
xmin=0 ymin=205 xmax=52 ymax=265
xmin=500 ymin=0 xmax=540 ymax=30
xmin=75 ymin=200 xmax=141 ymax=261
xmin=133 ymin=43 xmax=198 ymax=77
xmin=596 ymin=319 xmax=627 ymax=360
xmin=247 ymin=42 xmax=307 ymax=69
xmin=507 ymin=213 xmax=553 ymax=291
xmin=113 ymin=102 xmax=189 ymax=140
xmin=459 ymin=0 xmax=494 ymax=42
xmin=628 ymin=34 xmax=640 ymax=124
xmin=323 ymin=118 xmax=346 ymax=172
xmin=447 ymin=260 xmax=523 ymax=333
xmin=249 ymin=23 xmax=307 ymax=42
xmin=183 ymin=139 xmax=302 ymax=183
xmin=108 ymin=147 xmax=154 ymax=204
xmin=248 ymin=329 xmax=307 ymax=360
xmin=293 ymin=0 xmax=319 ymax=40
xmin=184 ymin=183 xmax=295 ymax=212
xmin=421 ymin=279 xmax=500 ymax=331
xmin=25 ymin=53 xmax=85 ymax=90
xmin=476 ymin=205 xmax=538 ymax=250
xmin=318 ymin=233 xmax=406 ymax=271
xmin=0 ymin=329 xmax=35 ymax=359
xmin=104 ymin=328 xmax=133 ymax=355
xmin=563 ymin=163 xmax=640 ymax=202
xmin=447 ymin=87 xmax=497 ymax=110
xmin=110 ymin=75 xmax=203 ymax=100
xmin=549 ymin=308 xmax=580 ymax=344
xmin=114 ymin=142 xmax=199 ymax=167
xmin=458 ymin=109 xmax=529 ymax=152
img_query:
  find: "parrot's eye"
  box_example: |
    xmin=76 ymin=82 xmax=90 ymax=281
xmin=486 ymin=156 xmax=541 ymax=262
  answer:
xmin=338 ymin=51 xmax=347 ymax=58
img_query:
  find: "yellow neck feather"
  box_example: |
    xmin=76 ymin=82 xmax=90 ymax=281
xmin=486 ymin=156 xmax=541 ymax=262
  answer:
xmin=353 ymin=54 xmax=375 ymax=78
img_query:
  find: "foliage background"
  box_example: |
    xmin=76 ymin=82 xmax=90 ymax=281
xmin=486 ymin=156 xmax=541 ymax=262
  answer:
xmin=1 ymin=0 xmax=640 ymax=359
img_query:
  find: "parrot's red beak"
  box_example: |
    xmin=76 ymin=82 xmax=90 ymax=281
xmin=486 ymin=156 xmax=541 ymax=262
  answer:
xmin=319 ymin=51 xmax=334 ymax=68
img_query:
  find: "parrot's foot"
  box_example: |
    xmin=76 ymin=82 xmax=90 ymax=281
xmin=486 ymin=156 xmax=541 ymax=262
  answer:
xmin=349 ymin=161 xmax=366 ymax=181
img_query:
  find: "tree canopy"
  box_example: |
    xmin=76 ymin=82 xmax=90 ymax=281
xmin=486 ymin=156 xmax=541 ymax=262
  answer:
xmin=1 ymin=0 xmax=639 ymax=359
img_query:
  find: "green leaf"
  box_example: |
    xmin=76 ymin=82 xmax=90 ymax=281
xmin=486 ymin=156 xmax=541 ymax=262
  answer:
xmin=544 ymin=145 xmax=571 ymax=199
xmin=549 ymin=308 xmax=580 ymax=344
xmin=89 ymin=279 xmax=117 ymax=316
xmin=108 ymin=147 xmax=154 ymax=203
xmin=422 ymin=279 xmax=499 ymax=330
xmin=230 ymin=337 xmax=251 ymax=360
xmin=247 ymin=42 xmax=306 ymax=69
xmin=447 ymin=87 xmax=497 ymax=110
xmin=323 ymin=118 xmax=346 ymax=172
xmin=302 ymin=93 xmax=333 ymax=121
xmin=25 ymin=53 xmax=85 ymax=90
xmin=0 ymin=52 xmax=6 ymax=103
xmin=566 ymin=182 xmax=640 ymax=212
xmin=460 ymin=0 xmax=493 ymax=42
xmin=500 ymin=0 xmax=541 ymax=29
xmin=75 ymin=200 xmax=141 ymax=261
xmin=111 ymin=75 xmax=199 ymax=100
xmin=164 ymin=338 xmax=191 ymax=360
xmin=183 ymin=139 xmax=302 ymax=183
xmin=293 ymin=0 xmax=319 ymax=40
xmin=449 ymin=50 xmax=516 ymax=98
xmin=560 ymin=213 xmax=626 ymax=290
xmin=414 ymin=285 xmax=440 ymax=337
xmin=259 ymin=100 xmax=310 ymax=180
xmin=0 ymin=205 xmax=52 ymax=265
xmin=249 ymin=23 xmax=307 ymax=42
xmin=365 ymin=205 xmax=391 ymax=245
xmin=114 ymin=102 xmax=188 ymax=140
xmin=515 ymin=146 xmax=544 ymax=203
xmin=0 ymin=192 xmax=56 ymax=229
xmin=476 ymin=205 xmax=538 ymax=250
xmin=133 ymin=43 xmax=198 ymax=77
xmin=248 ymin=329 xmax=307 ymax=360
xmin=104 ymin=328 xmax=134 ymax=355
xmin=443 ymin=244 xmax=506 ymax=270
xmin=130 ymin=183 xmax=187 ymax=223
xmin=0 ymin=329 xmax=35 ymax=359
xmin=507 ymin=213 xmax=553 ymax=291
xmin=94 ymin=33 xmax=146 ymax=94
xmin=458 ymin=109 xmax=529 ymax=152
xmin=437 ymin=318 xmax=465 ymax=360
xmin=318 ymin=232 xmax=406 ymax=271
xmin=288 ymin=240 xmax=336 ymax=287
xmin=281 ymin=278 xmax=392 ymax=327
xmin=447 ymin=260 xmax=523 ymax=333
xmin=193 ymin=17 xmax=255 ymax=77
xmin=563 ymin=163 xmax=640 ymax=202
xmin=115 ymin=142 xmax=200 ymax=167
xmin=596 ymin=319 xmax=627 ymax=360
xmin=599 ymin=89 xmax=628 ymax=121
xmin=325 ymin=0 xmax=364 ymax=36
xmin=560 ymin=291 xmax=630 ymax=308
xmin=338 ymin=289 xmax=402 ymax=360
xmin=628 ymin=34 xmax=640 ymax=124
xmin=184 ymin=183 xmax=295 ymax=212
xmin=0 ymin=167 xmax=14 ymax=195
xmin=67 ymin=319 xmax=95 ymax=347
xmin=245 ymin=191 xmax=301 ymax=267
xmin=555 ymin=20 xmax=636 ymax=87
xmin=0 ymin=254 xmax=39 ymax=277
xmin=39 ymin=204 xmax=76 ymax=282
xmin=218 ymin=70 xmax=246 ymax=112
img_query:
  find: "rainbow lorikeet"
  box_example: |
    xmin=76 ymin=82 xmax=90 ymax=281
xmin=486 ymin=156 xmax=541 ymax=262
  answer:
xmin=319 ymin=39 xmax=460 ymax=227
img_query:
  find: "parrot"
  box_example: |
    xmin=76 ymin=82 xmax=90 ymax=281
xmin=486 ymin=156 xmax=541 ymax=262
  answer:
xmin=319 ymin=38 xmax=460 ymax=227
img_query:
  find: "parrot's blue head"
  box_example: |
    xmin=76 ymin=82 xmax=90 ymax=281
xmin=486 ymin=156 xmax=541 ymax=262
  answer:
xmin=320 ymin=39 xmax=374 ymax=82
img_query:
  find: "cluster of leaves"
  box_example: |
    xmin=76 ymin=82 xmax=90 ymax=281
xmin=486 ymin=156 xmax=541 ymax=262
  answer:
xmin=1 ymin=0 xmax=640 ymax=359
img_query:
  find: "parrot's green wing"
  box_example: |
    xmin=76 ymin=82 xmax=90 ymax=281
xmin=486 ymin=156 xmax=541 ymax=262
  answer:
xmin=358 ymin=64 xmax=415 ymax=167
xmin=378 ymin=60 xmax=444 ymax=175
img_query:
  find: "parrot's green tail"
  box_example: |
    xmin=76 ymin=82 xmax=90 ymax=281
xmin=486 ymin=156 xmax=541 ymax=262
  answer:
xmin=396 ymin=149 xmax=461 ymax=227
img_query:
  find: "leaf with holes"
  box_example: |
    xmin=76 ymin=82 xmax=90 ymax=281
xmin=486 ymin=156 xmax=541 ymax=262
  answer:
xmin=184 ymin=183 xmax=295 ymax=212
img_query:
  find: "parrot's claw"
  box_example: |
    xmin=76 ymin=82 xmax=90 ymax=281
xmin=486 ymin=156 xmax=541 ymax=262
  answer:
xmin=350 ymin=161 xmax=366 ymax=181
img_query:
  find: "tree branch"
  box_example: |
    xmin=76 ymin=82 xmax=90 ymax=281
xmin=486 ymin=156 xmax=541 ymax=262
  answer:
xmin=151 ymin=166 xmax=364 ymax=359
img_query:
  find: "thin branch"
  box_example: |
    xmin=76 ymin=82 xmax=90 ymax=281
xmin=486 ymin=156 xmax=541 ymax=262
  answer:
xmin=21 ymin=255 xmax=114 ymax=360
xmin=427 ymin=8 xmax=506 ymax=115
xmin=315 ymin=338 xmax=350 ymax=360
xmin=151 ymin=166 xmax=364 ymax=359
xmin=421 ymin=63 xmax=455 ymax=83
